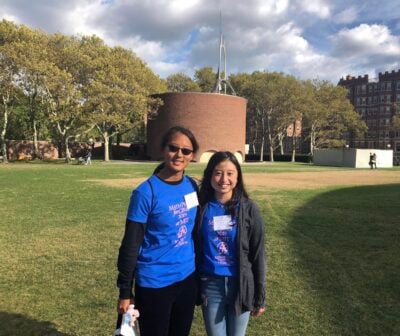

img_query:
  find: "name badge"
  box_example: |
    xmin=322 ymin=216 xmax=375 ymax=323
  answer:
xmin=184 ymin=192 xmax=199 ymax=209
xmin=213 ymin=215 xmax=232 ymax=231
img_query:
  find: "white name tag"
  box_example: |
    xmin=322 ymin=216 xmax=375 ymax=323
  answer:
xmin=213 ymin=215 xmax=232 ymax=231
xmin=184 ymin=192 xmax=199 ymax=209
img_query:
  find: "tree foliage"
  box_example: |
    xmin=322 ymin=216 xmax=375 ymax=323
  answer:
xmin=166 ymin=72 xmax=200 ymax=92
xmin=194 ymin=67 xmax=216 ymax=92
xmin=0 ymin=19 xmax=374 ymax=163
xmin=0 ymin=19 xmax=165 ymax=161
xmin=302 ymin=80 xmax=367 ymax=155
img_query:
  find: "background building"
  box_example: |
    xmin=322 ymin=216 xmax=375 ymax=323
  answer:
xmin=147 ymin=92 xmax=247 ymax=162
xmin=338 ymin=70 xmax=400 ymax=164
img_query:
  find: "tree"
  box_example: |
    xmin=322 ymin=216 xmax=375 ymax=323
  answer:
xmin=234 ymin=71 xmax=296 ymax=162
xmin=86 ymin=44 xmax=165 ymax=161
xmin=2 ymin=24 xmax=52 ymax=159
xmin=0 ymin=56 xmax=19 ymax=162
xmin=43 ymin=34 xmax=95 ymax=162
xmin=279 ymin=76 xmax=307 ymax=162
xmin=302 ymin=80 xmax=367 ymax=155
xmin=393 ymin=115 xmax=400 ymax=130
xmin=194 ymin=67 xmax=216 ymax=92
xmin=0 ymin=20 xmax=32 ymax=162
xmin=166 ymin=73 xmax=200 ymax=92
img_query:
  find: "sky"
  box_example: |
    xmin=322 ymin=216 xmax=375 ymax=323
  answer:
xmin=1 ymin=0 xmax=400 ymax=83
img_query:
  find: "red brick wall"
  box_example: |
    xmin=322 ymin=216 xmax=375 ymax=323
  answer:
xmin=147 ymin=92 xmax=247 ymax=162
xmin=7 ymin=140 xmax=59 ymax=160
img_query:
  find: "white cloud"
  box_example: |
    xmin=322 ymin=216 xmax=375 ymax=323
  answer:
xmin=0 ymin=13 xmax=20 ymax=23
xmin=258 ymin=0 xmax=289 ymax=15
xmin=168 ymin=0 xmax=201 ymax=13
xmin=1 ymin=1 xmax=400 ymax=82
xmin=333 ymin=6 xmax=359 ymax=24
xmin=331 ymin=24 xmax=400 ymax=57
xmin=299 ymin=0 xmax=331 ymax=19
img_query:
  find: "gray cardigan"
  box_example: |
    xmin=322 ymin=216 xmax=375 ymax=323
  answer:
xmin=196 ymin=198 xmax=266 ymax=314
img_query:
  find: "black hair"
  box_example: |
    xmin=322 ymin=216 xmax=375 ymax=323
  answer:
xmin=199 ymin=151 xmax=249 ymax=218
xmin=153 ymin=126 xmax=199 ymax=175
xmin=160 ymin=125 xmax=199 ymax=153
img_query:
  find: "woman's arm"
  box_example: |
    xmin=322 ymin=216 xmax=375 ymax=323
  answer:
xmin=248 ymin=201 xmax=266 ymax=311
xmin=117 ymin=219 xmax=146 ymax=301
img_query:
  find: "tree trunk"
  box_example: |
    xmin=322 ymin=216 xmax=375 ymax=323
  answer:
xmin=259 ymin=136 xmax=264 ymax=162
xmin=259 ymin=115 xmax=265 ymax=162
xmin=310 ymin=124 xmax=316 ymax=157
xmin=291 ymin=122 xmax=296 ymax=162
xmin=0 ymin=103 xmax=8 ymax=163
xmin=265 ymin=111 xmax=274 ymax=162
xmin=279 ymin=134 xmax=284 ymax=155
xmin=104 ymin=132 xmax=110 ymax=161
xmin=32 ymin=119 xmax=40 ymax=159
xmin=269 ymin=135 xmax=274 ymax=163
xmin=64 ymin=136 xmax=71 ymax=163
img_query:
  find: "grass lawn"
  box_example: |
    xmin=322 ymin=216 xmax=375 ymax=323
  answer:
xmin=0 ymin=161 xmax=399 ymax=335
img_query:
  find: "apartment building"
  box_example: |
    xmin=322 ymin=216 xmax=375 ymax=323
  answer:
xmin=338 ymin=69 xmax=400 ymax=164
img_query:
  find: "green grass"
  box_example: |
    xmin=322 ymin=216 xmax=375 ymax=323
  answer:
xmin=0 ymin=162 xmax=399 ymax=335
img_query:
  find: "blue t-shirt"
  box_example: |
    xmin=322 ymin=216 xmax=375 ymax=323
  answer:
xmin=126 ymin=175 xmax=198 ymax=288
xmin=200 ymin=199 xmax=238 ymax=276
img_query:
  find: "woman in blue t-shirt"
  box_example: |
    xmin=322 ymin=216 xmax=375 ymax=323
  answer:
xmin=117 ymin=126 xmax=200 ymax=336
xmin=197 ymin=151 xmax=266 ymax=336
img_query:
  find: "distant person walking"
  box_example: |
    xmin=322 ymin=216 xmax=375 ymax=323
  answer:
xmin=116 ymin=126 xmax=200 ymax=336
xmin=369 ymin=152 xmax=377 ymax=169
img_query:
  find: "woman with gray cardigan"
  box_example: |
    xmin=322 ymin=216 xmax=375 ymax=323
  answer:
xmin=196 ymin=151 xmax=266 ymax=336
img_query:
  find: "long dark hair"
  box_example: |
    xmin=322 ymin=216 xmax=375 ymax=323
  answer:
xmin=199 ymin=151 xmax=249 ymax=217
xmin=153 ymin=125 xmax=199 ymax=174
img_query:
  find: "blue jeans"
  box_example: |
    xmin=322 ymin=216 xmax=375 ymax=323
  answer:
xmin=201 ymin=274 xmax=250 ymax=336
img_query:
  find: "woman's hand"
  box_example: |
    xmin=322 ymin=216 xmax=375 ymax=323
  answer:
xmin=117 ymin=298 xmax=134 ymax=314
xmin=251 ymin=307 xmax=265 ymax=317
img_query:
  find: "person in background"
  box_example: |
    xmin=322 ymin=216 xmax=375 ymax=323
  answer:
xmin=369 ymin=152 xmax=377 ymax=169
xmin=116 ymin=126 xmax=200 ymax=336
xmin=197 ymin=151 xmax=266 ymax=336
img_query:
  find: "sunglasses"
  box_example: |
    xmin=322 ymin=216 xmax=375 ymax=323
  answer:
xmin=167 ymin=144 xmax=194 ymax=156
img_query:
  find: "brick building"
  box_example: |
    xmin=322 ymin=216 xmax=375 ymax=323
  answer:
xmin=147 ymin=92 xmax=247 ymax=162
xmin=338 ymin=70 xmax=400 ymax=164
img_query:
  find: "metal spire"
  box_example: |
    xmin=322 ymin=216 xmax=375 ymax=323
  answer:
xmin=213 ymin=11 xmax=236 ymax=95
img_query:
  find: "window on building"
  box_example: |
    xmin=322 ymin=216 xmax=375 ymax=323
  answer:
xmin=397 ymin=81 xmax=400 ymax=90
xmin=361 ymin=84 xmax=366 ymax=93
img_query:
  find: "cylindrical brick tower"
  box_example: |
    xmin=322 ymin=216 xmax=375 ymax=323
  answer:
xmin=147 ymin=92 xmax=247 ymax=162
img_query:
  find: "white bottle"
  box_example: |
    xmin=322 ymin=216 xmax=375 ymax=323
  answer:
xmin=120 ymin=304 xmax=137 ymax=336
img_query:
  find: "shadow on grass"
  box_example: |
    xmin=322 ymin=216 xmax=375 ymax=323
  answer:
xmin=0 ymin=312 xmax=70 ymax=336
xmin=288 ymin=184 xmax=400 ymax=335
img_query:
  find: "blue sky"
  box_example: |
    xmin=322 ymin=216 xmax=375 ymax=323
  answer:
xmin=1 ymin=0 xmax=400 ymax=83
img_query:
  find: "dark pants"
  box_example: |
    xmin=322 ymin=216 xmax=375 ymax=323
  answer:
xmin=135 ymin=272 xmax=197 ymax=336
